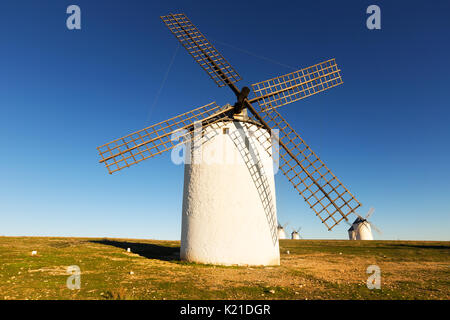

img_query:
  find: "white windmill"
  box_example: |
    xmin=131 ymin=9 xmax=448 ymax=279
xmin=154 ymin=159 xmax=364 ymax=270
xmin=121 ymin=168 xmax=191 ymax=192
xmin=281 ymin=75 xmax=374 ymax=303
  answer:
xmin=347 ymin=208 xmax=381 ymax=240
xmin=97 ymin=13 xmax=363 ymax=266
xmin=291 ymin=227 xmax=302 ymax=240
xmin=277 ymin=222 xmax=289 ymax=240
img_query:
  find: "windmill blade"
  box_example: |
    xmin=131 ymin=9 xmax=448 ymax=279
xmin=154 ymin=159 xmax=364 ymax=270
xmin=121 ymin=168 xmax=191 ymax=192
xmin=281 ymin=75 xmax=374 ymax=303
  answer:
xmin=255 ymin=108 xmax=361 ymax=230
xmin=365 ymin=207 xmax=375 ymax=219
xmin=368 ymin=221 xmax=382 ymax=235
xmin=161 ymin=13 xmax=242 ymax=88
xmin=97 ymin=102 xmax=233 ymax=174
xmin=249 ymin=59 xmax=342 ymax=111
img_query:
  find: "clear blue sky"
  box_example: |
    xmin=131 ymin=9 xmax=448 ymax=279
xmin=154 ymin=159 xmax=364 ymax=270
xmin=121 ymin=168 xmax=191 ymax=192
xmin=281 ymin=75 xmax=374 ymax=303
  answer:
xmin=1 ymin=0 xmax=449 ymax=240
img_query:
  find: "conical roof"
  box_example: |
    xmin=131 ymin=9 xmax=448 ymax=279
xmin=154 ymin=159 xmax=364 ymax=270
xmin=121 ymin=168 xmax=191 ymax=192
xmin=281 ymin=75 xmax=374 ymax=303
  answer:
xmin=348 ymin=217 xmax=365 ymax=231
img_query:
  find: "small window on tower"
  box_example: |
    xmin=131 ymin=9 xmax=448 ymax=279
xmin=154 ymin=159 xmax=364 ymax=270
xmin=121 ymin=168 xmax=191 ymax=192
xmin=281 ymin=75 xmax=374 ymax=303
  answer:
xmin=223 ymin=128 xmax=229 ymax=134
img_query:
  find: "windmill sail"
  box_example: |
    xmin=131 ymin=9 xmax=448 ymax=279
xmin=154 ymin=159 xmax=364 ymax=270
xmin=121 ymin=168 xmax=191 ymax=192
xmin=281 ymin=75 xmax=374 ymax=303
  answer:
xmin=97 ymin=102 xmax=233 ymax=174
xmin=250 ymin=59 xmax=343 ymax=111
xmin=365 ymin=207 xmax=375 ymax=219
xmin=161 ymin=13 xmax=242 ymax=87
xmin=256 ymin=107 xmax=361 ymax=230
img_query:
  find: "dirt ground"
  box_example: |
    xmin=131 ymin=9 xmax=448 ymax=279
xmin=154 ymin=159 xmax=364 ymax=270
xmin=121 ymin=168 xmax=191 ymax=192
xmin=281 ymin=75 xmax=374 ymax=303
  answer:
xmin=0 ymin=237 xmax=448 ymax=300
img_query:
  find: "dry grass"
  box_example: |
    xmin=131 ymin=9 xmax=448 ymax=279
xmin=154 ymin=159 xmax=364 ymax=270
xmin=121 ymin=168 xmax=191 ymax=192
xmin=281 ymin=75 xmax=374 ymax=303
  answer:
xmin=0 ymin=237 xmax=448 ymax=300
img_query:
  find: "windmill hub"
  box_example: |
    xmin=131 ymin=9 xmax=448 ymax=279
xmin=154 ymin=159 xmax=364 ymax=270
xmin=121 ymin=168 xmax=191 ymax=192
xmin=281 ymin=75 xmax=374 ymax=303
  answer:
xmin=233 ymin=86 xmax=251 ymax=114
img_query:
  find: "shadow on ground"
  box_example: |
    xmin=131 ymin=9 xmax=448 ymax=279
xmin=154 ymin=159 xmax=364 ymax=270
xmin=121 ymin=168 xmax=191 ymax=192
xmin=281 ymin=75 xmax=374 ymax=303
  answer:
xmin=90 ymin=240 xmax=180 ymax=261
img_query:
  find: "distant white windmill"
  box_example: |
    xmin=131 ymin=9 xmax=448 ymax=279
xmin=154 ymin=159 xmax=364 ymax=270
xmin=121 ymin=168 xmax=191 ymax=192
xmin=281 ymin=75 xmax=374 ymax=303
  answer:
xmin=277 ymin=222 xmax=289 ymax=240
xmin=347 ymin=208 xmax=381 ymax=240
xmin=291 ymin=227 xmax=302 ymax=240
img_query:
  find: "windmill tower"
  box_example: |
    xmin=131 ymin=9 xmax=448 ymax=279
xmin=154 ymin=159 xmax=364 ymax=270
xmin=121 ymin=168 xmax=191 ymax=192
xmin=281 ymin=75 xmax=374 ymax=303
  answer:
xmin=97 ymin=13 xmax=364 ymax=266
xmin=277 ymin=222 xmax=289 ymax=240
xmin=347 ymin=208 xmax=381 ymax=240
xmin=291 ymin=227 xmax=302 ymax=240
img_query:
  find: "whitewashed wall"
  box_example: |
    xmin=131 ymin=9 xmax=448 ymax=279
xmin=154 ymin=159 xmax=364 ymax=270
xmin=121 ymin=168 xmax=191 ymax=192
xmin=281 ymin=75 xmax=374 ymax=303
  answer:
xmin=180 ymin=121 xmax=280 ymax=266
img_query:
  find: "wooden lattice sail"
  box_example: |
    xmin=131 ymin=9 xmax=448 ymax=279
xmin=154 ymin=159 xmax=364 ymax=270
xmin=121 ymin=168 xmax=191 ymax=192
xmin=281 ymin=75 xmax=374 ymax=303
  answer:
xmin=98 ymin=102 xmax=232 ymax=174
xmin=161 ymin=13 xmax=242 ymax=87
xmin=250 ymin=59 xmax=343 ymax=111
xmin=255 ymin=108 xmax=361 ymax=230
